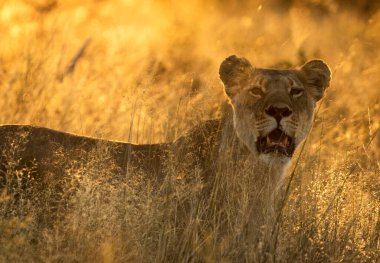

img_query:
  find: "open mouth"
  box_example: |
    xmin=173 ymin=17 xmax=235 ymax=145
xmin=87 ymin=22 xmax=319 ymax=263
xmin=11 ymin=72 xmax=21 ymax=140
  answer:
xmin=256 ymin=129 xmax=295 ymax=157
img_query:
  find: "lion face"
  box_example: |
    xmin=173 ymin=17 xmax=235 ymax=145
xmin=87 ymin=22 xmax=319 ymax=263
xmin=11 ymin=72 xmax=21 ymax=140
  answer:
xmin=219 ymin=55 xmax=331 ymax=164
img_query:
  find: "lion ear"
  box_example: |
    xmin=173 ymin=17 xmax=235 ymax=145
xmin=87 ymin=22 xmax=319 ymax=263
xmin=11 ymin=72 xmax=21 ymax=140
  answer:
xmin=300 ymin=59 xmax=331 ymax=101
xmin=219 ymin=55 xmax=254 ymax=98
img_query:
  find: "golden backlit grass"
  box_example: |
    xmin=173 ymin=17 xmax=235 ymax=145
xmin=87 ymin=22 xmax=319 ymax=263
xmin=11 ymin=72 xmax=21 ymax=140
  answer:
xmin=0 ymin=0 xmax=379 ymax=262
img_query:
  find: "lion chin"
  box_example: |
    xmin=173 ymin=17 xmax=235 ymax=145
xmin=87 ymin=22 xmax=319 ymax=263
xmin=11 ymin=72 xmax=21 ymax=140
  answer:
xmin=220 ymin=54 xmax=331 ymax=170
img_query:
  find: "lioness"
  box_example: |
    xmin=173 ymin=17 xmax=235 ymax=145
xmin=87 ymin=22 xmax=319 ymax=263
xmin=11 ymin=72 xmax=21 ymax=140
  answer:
xmin=0 ymin=55 xmax=330 ymax=227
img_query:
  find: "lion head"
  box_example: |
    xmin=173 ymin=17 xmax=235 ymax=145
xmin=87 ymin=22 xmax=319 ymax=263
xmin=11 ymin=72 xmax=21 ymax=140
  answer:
xmin=219 ymin=55 xmax=331 ymax=164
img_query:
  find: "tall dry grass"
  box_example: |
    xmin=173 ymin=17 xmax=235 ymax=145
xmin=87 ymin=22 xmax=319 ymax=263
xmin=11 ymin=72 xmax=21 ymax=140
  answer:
xmin=0 ymin=0 xmax=379 ymax=262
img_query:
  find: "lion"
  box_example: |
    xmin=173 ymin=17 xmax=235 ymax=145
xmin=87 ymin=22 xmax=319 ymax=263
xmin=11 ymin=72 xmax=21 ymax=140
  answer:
xmin=0 ymin=55 xmax=330 ymax=245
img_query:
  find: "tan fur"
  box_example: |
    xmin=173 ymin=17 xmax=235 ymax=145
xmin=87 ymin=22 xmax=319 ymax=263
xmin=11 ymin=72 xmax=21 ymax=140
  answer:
xmin=0 ymin=56 xmax=330 ymax=229
xmin=219 ymin=55 xmax=330 ymax=168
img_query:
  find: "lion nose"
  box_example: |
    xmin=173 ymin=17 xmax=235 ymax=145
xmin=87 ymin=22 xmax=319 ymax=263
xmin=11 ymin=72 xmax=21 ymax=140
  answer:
xmin=265 ymin=104 xmax=292 ymax=123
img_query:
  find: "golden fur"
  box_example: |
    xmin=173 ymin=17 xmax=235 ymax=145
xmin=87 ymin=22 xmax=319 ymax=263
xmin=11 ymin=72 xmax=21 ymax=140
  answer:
xmin=0 ymin=56 xmax=331 ymax=225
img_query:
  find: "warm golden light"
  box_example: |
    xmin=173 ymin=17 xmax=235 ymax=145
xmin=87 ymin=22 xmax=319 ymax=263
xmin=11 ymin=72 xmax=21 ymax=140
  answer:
xmin=0 ymin=0 xmax=379 ymax=261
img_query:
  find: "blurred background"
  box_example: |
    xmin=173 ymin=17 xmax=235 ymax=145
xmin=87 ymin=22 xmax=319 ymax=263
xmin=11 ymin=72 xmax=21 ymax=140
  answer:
xmin=0 ymin=0 xmax=379 ymax=146
xmin=1 ymin=1 xmax=380 ymax=261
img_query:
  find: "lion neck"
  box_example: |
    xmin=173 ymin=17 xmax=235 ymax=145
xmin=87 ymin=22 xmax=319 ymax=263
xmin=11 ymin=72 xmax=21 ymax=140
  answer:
xmin=216 ymin=106 xmax=288 ymax=223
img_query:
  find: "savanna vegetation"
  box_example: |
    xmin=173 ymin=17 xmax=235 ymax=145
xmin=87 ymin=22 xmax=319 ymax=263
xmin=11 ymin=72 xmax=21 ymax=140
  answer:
xmin=0 ymin=0 xmax=379 ymax=262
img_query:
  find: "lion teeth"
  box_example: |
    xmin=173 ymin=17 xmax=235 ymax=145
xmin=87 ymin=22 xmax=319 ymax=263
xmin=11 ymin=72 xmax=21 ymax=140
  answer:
xmin=264 ymin=133 xmax=292 ymax=147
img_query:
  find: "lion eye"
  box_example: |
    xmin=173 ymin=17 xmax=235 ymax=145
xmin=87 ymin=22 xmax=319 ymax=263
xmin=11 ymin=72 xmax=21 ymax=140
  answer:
xmin=290 ymin=88 xmax=304 ymax=98
xmin=248 ymin=87 xmax=263 ymax=97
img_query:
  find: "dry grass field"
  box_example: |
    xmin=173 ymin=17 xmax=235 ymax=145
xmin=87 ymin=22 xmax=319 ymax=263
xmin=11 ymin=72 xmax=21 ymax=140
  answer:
xmin=0 ymin=0 xmax=380 ymax=262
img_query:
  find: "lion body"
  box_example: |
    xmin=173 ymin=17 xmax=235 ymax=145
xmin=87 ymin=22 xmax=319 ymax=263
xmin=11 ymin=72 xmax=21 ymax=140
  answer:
xmin=0 ymin=56 xmax=331 ymax=253
xmin=0 ymin=119 xmax=229 ymax=186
